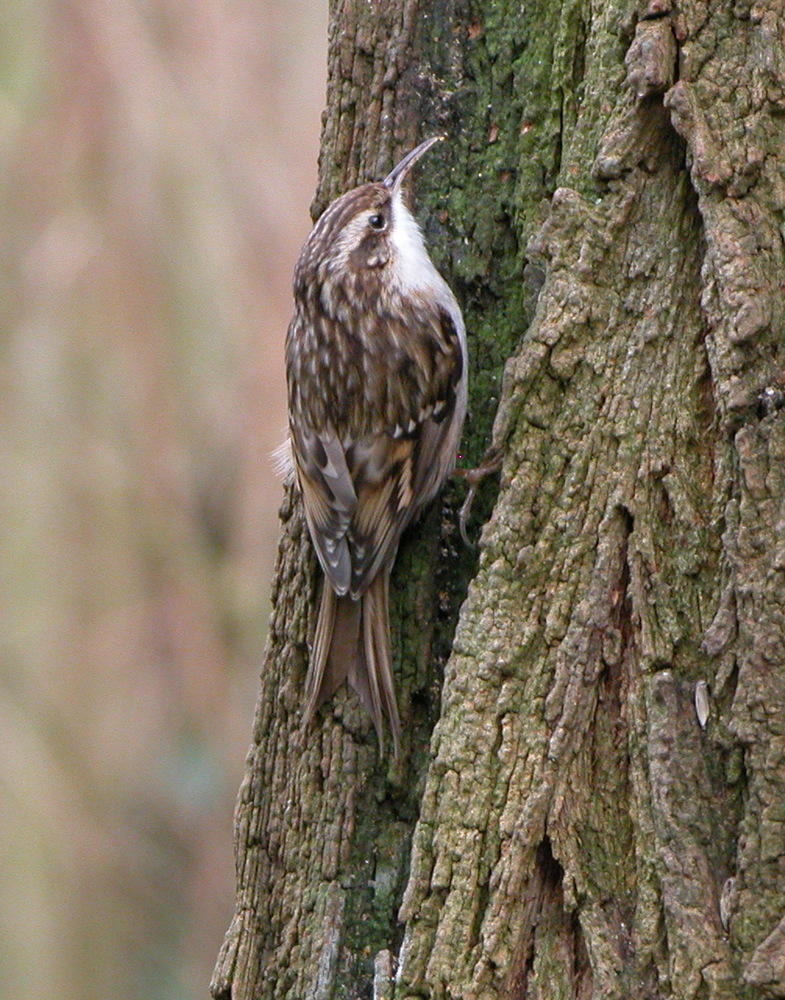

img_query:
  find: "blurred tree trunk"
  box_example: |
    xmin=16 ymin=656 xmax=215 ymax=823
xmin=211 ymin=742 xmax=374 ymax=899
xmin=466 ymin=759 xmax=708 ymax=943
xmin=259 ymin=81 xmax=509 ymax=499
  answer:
xmin=1 ymin=3 xmax=325 ymax=998
xmin=213 ymin=1 xmax=785 ymax=998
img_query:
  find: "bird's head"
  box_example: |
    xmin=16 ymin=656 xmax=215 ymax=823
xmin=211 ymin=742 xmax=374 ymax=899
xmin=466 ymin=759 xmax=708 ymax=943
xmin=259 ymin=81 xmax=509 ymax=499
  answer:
xmin=294 ymin=137 xmax=445 ymax=300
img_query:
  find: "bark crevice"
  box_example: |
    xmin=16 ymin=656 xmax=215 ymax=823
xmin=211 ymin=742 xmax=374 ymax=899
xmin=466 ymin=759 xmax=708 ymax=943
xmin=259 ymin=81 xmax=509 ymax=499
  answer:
xmin=215 ymin=2 xmax=785 ymax=997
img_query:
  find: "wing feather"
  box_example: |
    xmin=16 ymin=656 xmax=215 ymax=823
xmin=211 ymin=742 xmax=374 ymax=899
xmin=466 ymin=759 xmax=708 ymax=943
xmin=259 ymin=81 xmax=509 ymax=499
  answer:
xmin=292 ymin=426 xmax=357 ymax=596
xmin=289 ymin=299 xmax=466 ymax=601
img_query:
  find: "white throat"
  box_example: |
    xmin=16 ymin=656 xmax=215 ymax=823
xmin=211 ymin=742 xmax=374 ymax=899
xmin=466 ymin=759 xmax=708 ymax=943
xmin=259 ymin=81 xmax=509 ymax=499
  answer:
xmin=389 ymin=189 xmax=444 ymax=295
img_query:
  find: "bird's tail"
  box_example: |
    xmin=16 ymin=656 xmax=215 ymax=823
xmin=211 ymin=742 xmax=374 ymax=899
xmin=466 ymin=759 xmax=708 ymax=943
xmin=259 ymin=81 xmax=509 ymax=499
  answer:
xmin=302 ymin=574 xmax=401 ymax=757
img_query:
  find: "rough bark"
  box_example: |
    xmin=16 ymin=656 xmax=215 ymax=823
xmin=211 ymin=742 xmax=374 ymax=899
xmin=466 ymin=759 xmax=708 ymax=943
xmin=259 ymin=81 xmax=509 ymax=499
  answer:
xmin=214 ymin=1 xmax=785 ymax=999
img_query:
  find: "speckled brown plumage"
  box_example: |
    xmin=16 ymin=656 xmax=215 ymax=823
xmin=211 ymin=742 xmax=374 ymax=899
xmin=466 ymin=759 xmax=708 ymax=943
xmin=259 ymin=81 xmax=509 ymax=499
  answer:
xmin=285 ymin=137 xmax=467 ymax=756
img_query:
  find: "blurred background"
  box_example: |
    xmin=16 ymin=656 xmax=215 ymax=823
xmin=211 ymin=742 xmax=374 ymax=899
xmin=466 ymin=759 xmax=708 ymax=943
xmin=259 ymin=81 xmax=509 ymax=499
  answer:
xmin=0 ymin=2 xmax=327 ymax=998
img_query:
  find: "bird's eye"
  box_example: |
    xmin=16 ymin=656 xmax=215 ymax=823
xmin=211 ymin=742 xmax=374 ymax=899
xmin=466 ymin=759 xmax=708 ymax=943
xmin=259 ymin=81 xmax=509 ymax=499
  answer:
xmin=368 ymin=213 xmax=386 ymax=231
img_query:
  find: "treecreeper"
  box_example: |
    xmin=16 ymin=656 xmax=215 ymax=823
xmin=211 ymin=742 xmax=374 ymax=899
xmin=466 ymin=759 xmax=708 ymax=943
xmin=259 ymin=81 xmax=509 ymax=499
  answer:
xmin=284 ymin=137 xmax=467 ymax=757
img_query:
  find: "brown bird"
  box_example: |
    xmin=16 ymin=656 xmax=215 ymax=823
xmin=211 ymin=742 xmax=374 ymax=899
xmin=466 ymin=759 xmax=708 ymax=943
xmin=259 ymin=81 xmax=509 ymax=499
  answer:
xmin=284 ymin=137 xmax=467 ymax=756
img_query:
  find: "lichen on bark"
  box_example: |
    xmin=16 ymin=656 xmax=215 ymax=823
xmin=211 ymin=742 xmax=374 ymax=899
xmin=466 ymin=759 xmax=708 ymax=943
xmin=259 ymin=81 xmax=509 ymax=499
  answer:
xmin=215 ymin=1 xmax=785 ymax=999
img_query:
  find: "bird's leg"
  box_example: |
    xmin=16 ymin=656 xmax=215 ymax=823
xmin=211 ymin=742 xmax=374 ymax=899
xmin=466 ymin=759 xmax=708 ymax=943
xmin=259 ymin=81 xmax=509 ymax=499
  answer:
xmin=454 ymin=446 xmax=503 ymax=546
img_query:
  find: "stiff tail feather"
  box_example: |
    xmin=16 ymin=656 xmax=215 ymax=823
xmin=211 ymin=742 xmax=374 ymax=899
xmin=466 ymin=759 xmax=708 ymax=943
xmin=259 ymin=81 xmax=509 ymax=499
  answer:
xmin=302 ymin=574 xmax=401 ymax=757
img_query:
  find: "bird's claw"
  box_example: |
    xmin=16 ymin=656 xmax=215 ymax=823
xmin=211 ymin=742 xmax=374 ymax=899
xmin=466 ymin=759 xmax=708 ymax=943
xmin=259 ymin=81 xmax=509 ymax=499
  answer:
xmin=454 ymin=448 xmax=503 ymax=547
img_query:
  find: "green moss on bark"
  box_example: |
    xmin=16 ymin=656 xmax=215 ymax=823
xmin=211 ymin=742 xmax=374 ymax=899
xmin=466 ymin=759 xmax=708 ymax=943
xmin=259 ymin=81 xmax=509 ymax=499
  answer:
xmin=216 ymin=2 xmax=785 ymax=998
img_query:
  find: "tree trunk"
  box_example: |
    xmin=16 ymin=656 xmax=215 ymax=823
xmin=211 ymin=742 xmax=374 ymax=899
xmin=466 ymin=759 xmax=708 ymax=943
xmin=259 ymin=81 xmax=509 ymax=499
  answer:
xmin=213 ymin=1 xmax=785 ymax=998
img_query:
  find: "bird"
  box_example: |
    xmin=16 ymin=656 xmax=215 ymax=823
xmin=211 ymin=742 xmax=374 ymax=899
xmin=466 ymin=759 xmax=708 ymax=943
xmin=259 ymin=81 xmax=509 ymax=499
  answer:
xmin=284 ymin=136 xmax=467 ymax=757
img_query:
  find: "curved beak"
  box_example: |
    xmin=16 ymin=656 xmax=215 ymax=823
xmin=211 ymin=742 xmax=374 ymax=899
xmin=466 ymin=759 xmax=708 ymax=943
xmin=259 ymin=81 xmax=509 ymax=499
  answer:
xmin=383 ymin=135 xmax=445 ymax=192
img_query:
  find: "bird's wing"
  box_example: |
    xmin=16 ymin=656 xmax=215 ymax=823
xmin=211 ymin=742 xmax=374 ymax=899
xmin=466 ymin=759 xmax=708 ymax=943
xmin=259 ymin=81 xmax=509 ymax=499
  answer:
xmin=291 ymin=303 xmax=465 ymax=599
xmin=344 ymin=304 xmax=466 ymax=595
xmin=291 ymin=424 xmax=357 ymax=596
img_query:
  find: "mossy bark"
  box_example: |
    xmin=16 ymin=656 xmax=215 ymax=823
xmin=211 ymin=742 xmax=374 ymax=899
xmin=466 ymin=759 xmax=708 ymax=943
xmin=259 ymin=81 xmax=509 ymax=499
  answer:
xmin=213 ymin=1 xmax=785 ymax=998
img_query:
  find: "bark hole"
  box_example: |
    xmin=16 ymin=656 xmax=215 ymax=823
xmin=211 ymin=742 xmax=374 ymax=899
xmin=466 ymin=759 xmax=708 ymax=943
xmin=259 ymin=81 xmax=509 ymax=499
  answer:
xmin=505 ymin=838 xmax=592 ymax=1000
